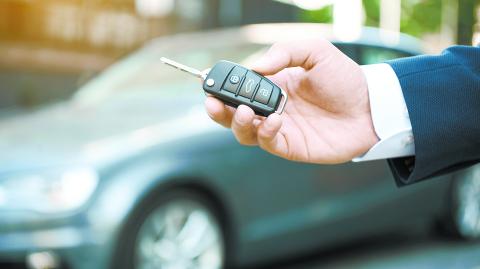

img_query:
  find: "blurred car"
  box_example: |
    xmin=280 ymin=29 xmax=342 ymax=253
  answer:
xmin=0 ymin=23 xmax=479 ymax=269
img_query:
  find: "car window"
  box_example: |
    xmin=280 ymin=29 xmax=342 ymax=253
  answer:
xmin=359 ymin=45 xmax=414 ymax=64
xmin=334 ymin=44 xmax=358 ymax=62
xmin=74 ymin=43 xmax=266 ymax=104
xmin=74 ymin=41 xmax=416 ymax=105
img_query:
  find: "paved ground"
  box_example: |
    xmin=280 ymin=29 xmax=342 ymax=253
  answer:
xmin=255 ymin=234 xmax=480 ymax=269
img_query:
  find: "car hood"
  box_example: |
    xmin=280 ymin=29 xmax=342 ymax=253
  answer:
xmin=0 ymin=91 xmax=220 ymax=173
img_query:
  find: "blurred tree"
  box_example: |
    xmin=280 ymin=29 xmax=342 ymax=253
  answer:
xmin=363 ymin=0 xmax=380 ymax=27
xmin=300 ymin=0 xmax=445 ymax=37
xmin=298 ymin=5 xmax=333 ymax=23
xmin=364 ymin=0 xmax=478 ymax=44
xmin=400 ymin=0 xmax=443 ymax=36
xmin=363 ymin=0 xmax=442 ymax=37
xmin=295 ymin=0 xmax=478 ymax=47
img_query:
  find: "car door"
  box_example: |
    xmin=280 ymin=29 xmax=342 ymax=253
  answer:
xmin=228 ymin=142 xmax=400 ymax=262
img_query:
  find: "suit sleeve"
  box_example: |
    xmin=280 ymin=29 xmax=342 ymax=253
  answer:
xmin=386 ymin=45 xmax=480 ymax=186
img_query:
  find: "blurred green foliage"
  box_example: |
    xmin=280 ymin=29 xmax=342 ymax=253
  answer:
xmin=365 ymin=0 xmax=443 ymax=37
xmin=298 ymin=5 xmax=333 ymax=23
xmin=400 ymin=0 xmax=442 ymax=36
xmin=363 ymin=0 xmax=380 ymax=27
xmin=298 ymin=0 xmax=446 ymax=37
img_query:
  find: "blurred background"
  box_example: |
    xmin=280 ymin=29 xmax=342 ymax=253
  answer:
xmin=0 ymin=1 xmax=479 ymax=269
xmin=0 ymin=0 xmax=478 ymax=112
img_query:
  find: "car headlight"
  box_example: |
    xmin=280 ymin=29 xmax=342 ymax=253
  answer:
xmin=0 ymin=166 xmax=99 ymax=213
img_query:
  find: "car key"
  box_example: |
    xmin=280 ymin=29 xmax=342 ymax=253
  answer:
xmin=160 ymin=57 xmax=287 ymax=117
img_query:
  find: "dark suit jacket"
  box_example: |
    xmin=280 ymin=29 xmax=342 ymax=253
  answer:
xmin=386 ymin=45 xmax=480 ymax=186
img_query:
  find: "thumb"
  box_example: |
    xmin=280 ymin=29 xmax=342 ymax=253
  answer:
xmin=250 ymin=40 xmax=325 ymax=75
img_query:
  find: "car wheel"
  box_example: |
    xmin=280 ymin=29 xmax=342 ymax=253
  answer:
xmin=114 ymin=190 xmax=226 ymax=269
xmin=449 ymin=164 xmax=480 ymax=240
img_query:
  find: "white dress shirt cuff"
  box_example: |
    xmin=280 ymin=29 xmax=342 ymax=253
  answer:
xmin=353 ymin=64 xmax=415 ymax=162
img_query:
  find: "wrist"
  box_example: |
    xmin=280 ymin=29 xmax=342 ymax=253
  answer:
xmin=359 ymin=67 xmax=380 ymax=153
xmin=360 ymin=87 xmax=381 ymax=155
xmin=353 ymin=64 xmax=415 ymax=161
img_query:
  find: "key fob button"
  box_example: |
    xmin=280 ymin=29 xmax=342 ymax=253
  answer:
xmin=239 ymin=71 xmax=261 ymax=99
xmin=224 ymin=67 xmax=247 ymax=93
xmin=254 ymin=80 xmax=274 ymax=104
xmin=230 ymin=75 xmax=240 ymax=84
xmin=206 ymin=78 xmax=215 ymax=87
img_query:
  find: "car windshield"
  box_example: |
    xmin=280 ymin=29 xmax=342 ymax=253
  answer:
xmin=73 ymin=39 xmax=267 ymax=105
xmin=73 ymin=28 xmax=418 ymax=106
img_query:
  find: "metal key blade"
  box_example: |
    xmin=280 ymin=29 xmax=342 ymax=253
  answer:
xmin=160 ymin=57 xmax=205 ymax=79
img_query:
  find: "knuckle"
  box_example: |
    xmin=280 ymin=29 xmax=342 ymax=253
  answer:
xmin=257 ymin=128 xmax=269 ymax=140
xmin=235 ymin=135 xmax=245 ymax=145
xmin=269 ymin=41 xmax=289 ymax=53
xmin=233 ymin=117 xmax=247 ymax=128
xmin=235 ymin=133 xmax=253 ymax=146
xmin=232 ymin=125 xmax=257 ymax=146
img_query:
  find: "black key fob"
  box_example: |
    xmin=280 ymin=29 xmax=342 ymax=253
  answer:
xmin=202 ymin=61 xmax=287 ymax=117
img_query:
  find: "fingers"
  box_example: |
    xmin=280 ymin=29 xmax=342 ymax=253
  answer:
xmin=231 ymin=105 xmax=258 ymax=146
xmin=205 ymin=97 xmax=235 ymax=128
xmin=205 ymin=98 xmax=286 ymax=150
xmin=257 ymin=113 xmax=287 ymax=155
xmin=250 ymin=40 xmax=327 ymax=75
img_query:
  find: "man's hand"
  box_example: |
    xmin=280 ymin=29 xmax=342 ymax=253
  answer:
xmin=204 ymin=39 xmax=379 ymax=164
